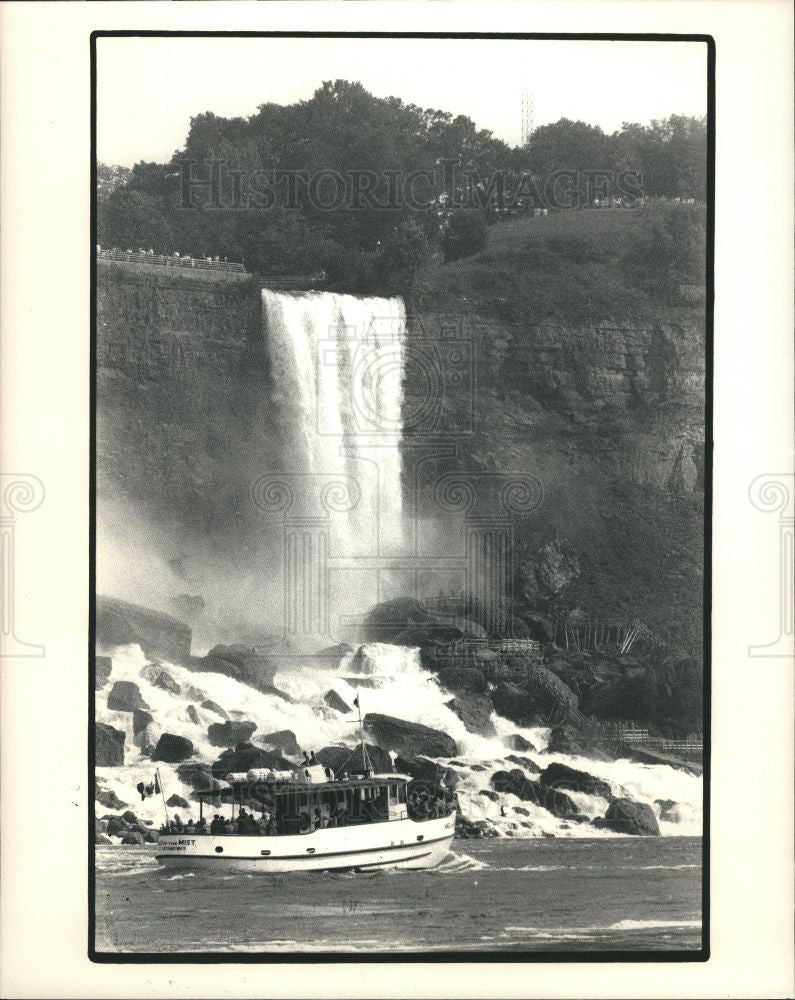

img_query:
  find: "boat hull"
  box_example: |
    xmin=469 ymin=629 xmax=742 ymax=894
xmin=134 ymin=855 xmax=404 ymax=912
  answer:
xmin=155 ymin=816 xmax=455 ymax=873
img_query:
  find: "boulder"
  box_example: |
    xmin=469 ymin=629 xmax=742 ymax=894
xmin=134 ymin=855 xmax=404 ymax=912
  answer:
xmin=455 ymin=815 xmax=498 ymax=839
xmin=144 ymin=831 xmax=160 ymax=844
xmin=176 ymin=763 xmax=214 ymax=791
xmin=95 ymin=656 xmax=112 ymax=689
xmin=602 ymin=798 xmax=660 ymax=836
xmin=479 ymin=789 xmax=499 ymax=802
xmin=200 ymin=699 xmax=229 ymax=720
xmin=186 ymin=685 xmax=207 ymax=701
xmin=105 ymin=815 xmax=129 ymax=837
xmin=445 ymin=693 xmax=495 ymax=736
xmin=121 ymin=810 xmax=138 ymax=824
xmin=436 ymin=667 xmax=486 ymax=695
xmin=190 ymin=644 xmax=278 ymax=694
xmin=95 ymin=786 xmax=127 ymax=810
xmin=154 ymin=671 xmax=181 ymax=695
xmin=316 ymin=743 xmax=392 ymax=777
xmin=394 ymin=754 xmax=449 ymax=786
xmin=508 ymin=733 xmax=537 ymax=752
xmin=166 ymin=794 xmax=189 ymax=809
xmin=186 ymin=704 xmax=200 ymax=725
xmin=363 ymin=713 xmax=457 ymax=758
xmin=505 ymin=754 xmax=541 ymax=773
xmin=121 ymin=831 xmax=146 ymax=846
xmin=210 ymin=742 xmax=292 ymax=779
xmin=132 ymin=709 xmax=153 ymax=735
xmin=152 ymin=733 xmax=194 ymax=763
xmin=323 ymin=689 xmax=352 ymax=714
xmin=95 ymin=833 xmax=113 ymax=845
xmin=96 ymin=722 xmax=125 ymax=766
xmin=316 ymin=643 xmax=353 ymax=661
xmin=96 ymin=595 xmax=191 ymax=664
xmin=545 ymin=724 xmax=613 ymax=761
xmin=258 ymin=730 xmax=300 ymax=757
xmin=107 ymin=681 xmax=149 ymax=713
xmin=207 ymin=721 xmax=257 ymax=747
xmin=490 ymin=769 xmax=579 ymax=819
xmin=491 ymin=682 xmax=540 ymax=727
xmin=539 ymin=762 xmax=614 ymax=800
xmin=655 ymin=798 xmax=679 ymax=822
xmin=135 ymin=722 xmax=160 ymax=756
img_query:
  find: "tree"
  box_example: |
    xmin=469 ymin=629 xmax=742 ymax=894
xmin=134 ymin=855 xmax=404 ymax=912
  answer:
xmin=441 ymin=210 xmax=487 ymax=262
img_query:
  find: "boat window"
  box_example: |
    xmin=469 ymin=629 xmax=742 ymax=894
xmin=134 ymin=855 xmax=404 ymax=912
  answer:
xmin=388 ymin=784 xmax=399 ymax=803
xmin=398 ymin=784 xmax=407 ymax=803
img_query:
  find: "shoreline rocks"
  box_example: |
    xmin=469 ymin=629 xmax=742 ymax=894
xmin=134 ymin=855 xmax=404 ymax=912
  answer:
xmin=363 ymin=713 xmax=457 ymax=758
xmin=96 ymin=722 xmax=125 ymax=766
xmin=152 ymin=733 xmax=194 ymax=763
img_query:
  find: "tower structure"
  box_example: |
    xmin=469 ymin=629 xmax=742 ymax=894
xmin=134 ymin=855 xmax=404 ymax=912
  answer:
xmin=521 ymin=91 xmax=535 ymax=148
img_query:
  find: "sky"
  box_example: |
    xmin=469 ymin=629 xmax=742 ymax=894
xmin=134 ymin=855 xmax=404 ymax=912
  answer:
xmin=97 ymin=36 xmax=708 ymax=167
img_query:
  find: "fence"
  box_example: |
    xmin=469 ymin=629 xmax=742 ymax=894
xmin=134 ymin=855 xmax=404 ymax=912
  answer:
xmin=553 ymin=616 xmax=686 ymax=657
xmin=97 ymin=249 xmax=246 ymax=273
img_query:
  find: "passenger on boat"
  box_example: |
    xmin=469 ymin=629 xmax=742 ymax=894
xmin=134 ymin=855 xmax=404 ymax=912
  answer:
xmin=299 ymin=811 xmax=312 ymax=833
xmin=302 ymin=751 xmax=310 ymax=765
xmin=209 ymin=814 xmax=223 ymax=834
xmin=195 ymin=816 xmax=207 ymax=834
xmin=313 ymin=808 xmax=327 ymax=830
xmin=309 ymin=751 xmax=318 ymax=765
xmin=170 ymin=814 xmax=184 ymax=832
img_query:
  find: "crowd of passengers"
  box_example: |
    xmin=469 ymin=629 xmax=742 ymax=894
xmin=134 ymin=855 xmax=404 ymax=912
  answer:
xmin=161 ymin=787 xmax=453 ymax=836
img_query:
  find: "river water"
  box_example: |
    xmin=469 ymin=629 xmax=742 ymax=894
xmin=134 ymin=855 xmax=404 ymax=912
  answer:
xmin=95 ymin=836 xmax=702 ymax=955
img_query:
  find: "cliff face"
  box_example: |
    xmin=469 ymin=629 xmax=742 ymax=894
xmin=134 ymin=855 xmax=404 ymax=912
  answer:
xmin=97 ymin=264 xmax=705 ymax=652
xmin=97 ymin=267 xmax=274 ymax=545
xmin=405 ymin=307 xmax=705 ymax=650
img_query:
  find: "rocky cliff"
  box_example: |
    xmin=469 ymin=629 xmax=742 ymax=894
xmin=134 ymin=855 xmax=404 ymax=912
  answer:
xmin=97 ymin=239 xmax=705 ymax=652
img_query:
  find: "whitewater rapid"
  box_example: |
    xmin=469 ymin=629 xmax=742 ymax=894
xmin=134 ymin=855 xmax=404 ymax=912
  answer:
xmin=96 ymin=642 xmax=702 ymax=839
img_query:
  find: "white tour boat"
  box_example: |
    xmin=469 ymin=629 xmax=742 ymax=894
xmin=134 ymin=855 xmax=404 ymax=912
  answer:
xmin=155 ymin=746 xmax=456 ymax=873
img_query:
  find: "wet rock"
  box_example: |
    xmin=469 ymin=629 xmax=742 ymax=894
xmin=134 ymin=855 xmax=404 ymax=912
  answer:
xmin=602 ymin=798 xmax=660 ymax=836
xmin=121 ymin=810 xmax=138 ymax=824
xmin=539 ymin=762 xmax=614 ymax=800
xmin=135 ymin=722 xmax=160 ymax=756
xmin=95 ymin=786 xmax=127 ymax=810
xmin=152 ymin=733 xmax=194 ymax=763
xmin=508 ymin=733 xmax=537 ymax=752
xmin=316 ymin=743 xmax=392 ymax=777
xmin=324 ymin=689 xmax=352 ymax=714
xmin=186 ymin=704 xmax=200 ymax=725
xmin=470 ymin=763 xmax=488 ymax=772
xmin=200 ymin=699 xmax=229 ymax=720
xmin=132 ymin=709 xmax=153 ymax=735
xmin=107 ymin=681 xmax=149 ymax=713
xmin=490 ymin=769 xmax=579 ymax=819
xmin=144 ymin=830 xmax=160 ymax=844
xmin=505 ymin=754 xmax=541 ymax=773
xmin=166 ymin=794 xmax=189 ymax=809
xmin=153 ymin=669 xmax=181 ymax=695
xmin=95 ymin=656 xmax=112 ymax=689
xmin=258 ymin=730 xmax=300 ymax=757
xmin=545 ymin=723 xmax=613 ymax=761
xmin=176 ymin=763 xmax=214 ymax=791
xmin=105 ymin=815 xmax=129 ymax=837
xmin=121 ymin=831 xmax=146 ymax=846
xmin=363 ymin=713 xmax=457 ymax=758
xmin=512 ymin=806 xmax=530 ymax=816
xmin=96 ymin=595 xmax=191 ymax=664
xmin=655 ymin=798 xmax=679 ymax=822
xmin=479 ymin=789 xmax=499 ymax=801
xmin=191 ymin=644 xmax=278 ymax=694
xmin=211 ymin=742 xmax=292 ymax=779
xmin=317 ymin=642 xmax=353 ymax=661
xmin=394 ymin=754 xmax=451 ymax=786
xmin=455 ymin=815 xmax=498 ymax=839
xmin=436 ymin=667 xmax=486 ymax=695
xmin=96 ymin=722 xmax=125 ymax=766
xmin=207 ymin=720 xmax=257 ymax=747
xmin=95 ymin=833 xmax=113 ymax=845
xmin=445 ymin=693 xmax=496 ymax=736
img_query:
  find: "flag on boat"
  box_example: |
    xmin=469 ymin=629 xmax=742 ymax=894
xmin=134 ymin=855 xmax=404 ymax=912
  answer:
xmin=353 ymin=694 xmax=360 ymax=710
xmin=136 ymin=774 xmax=161 ymax=801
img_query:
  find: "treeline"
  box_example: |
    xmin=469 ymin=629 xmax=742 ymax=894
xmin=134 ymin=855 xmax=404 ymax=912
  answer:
xmin=97 ymin=79 xmax=706 ymax=292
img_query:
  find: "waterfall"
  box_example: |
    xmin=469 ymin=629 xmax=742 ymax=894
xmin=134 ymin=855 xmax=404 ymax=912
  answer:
xmin=261 ymin=290 xmax=407 ymax=638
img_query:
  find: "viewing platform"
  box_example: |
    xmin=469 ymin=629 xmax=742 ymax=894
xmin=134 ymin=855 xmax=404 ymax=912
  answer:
xmin=97 ymin=249 xmax=250 ymax=282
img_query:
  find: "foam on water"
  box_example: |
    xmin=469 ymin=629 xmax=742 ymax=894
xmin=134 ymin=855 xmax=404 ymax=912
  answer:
xmin=97 ymin=641 xmax=701 ymax=839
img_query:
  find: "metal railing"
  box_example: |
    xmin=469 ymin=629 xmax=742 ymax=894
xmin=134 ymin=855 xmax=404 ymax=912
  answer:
xmin=97 ymin=249 xmax=246 ymax=273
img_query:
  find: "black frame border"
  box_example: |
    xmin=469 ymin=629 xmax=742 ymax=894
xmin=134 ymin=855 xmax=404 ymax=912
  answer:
xmin=89 ymin=28 xmax=715 ymax=966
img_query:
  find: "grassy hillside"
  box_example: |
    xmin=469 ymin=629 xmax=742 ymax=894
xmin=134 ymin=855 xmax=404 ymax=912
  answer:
xmin=416 ymin=203 xmax=706 ymax=324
